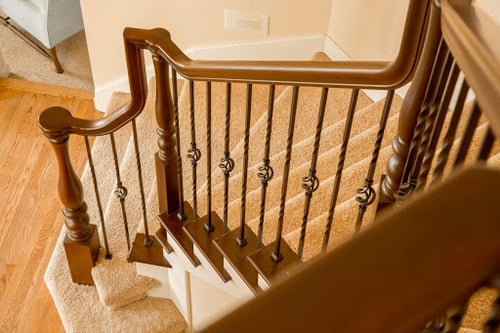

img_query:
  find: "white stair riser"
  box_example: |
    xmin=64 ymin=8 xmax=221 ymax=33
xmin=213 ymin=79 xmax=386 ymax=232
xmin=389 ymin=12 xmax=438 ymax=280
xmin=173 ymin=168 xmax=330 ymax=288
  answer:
xmin=135 ymin=263 xmax=171 ymax=299
xmin=189 ymin=274 xmax=244 ymax=331
xmin=193 ymin=244 xmax=255 ymax=300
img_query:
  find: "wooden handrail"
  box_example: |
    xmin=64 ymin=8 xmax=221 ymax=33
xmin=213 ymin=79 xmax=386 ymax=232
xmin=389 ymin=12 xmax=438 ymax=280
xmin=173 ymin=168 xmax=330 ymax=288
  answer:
xmin=201 ymin=166 xmax=500 ymax=333
xmin=39 ymin=0 xmax=430 ymax=138
xmin=442 ymin=0 xmax=500 ymax=138
xmin=127 ymin=0 xmax=429 ymax=89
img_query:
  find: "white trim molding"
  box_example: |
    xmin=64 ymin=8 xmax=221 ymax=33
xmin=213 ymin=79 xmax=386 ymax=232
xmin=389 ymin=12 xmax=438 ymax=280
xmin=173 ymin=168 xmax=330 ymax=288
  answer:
xmin=93 ymin=34 xmax=409 ymax=110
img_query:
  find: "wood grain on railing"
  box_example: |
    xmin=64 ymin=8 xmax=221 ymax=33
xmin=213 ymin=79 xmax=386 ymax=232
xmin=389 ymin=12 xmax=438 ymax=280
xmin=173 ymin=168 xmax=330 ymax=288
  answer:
xmin=442 ymin=0 xmax=500 ymax=138
xmin=125 ymin=0 xmax=429 ymax=89
xmin=201 ymin=166 xmax=500 ymax=333
xmin=41 ymin=0 xmax=429 ymax=138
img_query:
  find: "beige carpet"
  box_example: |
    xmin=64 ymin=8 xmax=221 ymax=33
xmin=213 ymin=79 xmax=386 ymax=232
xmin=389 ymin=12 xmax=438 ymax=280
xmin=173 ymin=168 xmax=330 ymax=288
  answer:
xmin=44 ymin=92 xmax=187 ymax=332
xmin=44 ymin=52 xmax=498 ymax=330
xmin=0 ymin=21 xmax=94 ymax=91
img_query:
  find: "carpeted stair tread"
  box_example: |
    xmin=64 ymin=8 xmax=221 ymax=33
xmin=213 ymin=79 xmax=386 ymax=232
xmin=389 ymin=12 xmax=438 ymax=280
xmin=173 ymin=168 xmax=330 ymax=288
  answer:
xmin=85 ymin=87 xmax=163 ymax=309
xmin=92 ymin=261 xmax=160 ymax=309
xmin=214 ymin=97 xmax=400 ymax=238
xmin=176 ymin=81 xmax=287 ymax=195
xmin=45 ymin=60 xmax=496 ymax=331
xmin=201 ymin=85 xmax=373 ymax=197
xmin=203 ymin=95 xmax=402 ymax=211
xmin=45 ymin=91 xmax=187 ymax=331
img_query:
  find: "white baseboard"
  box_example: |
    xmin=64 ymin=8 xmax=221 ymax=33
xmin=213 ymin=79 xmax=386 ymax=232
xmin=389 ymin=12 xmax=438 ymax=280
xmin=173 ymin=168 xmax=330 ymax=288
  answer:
xmin=93 ymin=34 xmax=330 ymax=111
xmin=93 ymin=34 xmax=410 ymax=110
xmin=185 ymin=34 xmax=326 ymax=61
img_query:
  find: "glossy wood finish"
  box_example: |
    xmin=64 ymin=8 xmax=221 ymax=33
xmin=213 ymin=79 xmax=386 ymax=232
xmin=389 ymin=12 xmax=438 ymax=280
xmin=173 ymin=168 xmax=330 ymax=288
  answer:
xmin=201 ymin=166 xmax=500 ymax=333
xmin=157 ymin=202 xmax=200 ymax=267
xmin=152 ymin=54 xmax=180 ymax=215
xmin=248 ymin=239 xmax=301 ymax=287
xmin=379 ymin=0 xmax=442 ymax=204
xmin=183 ymin=213 xmax=231 ymax=282
xmin=128 ymin=233 xmax=171 ymax=268
xmin=0 ymin=78 xmax=99 ymax=332
xmin=124 ymin=0 xmax=429 ymax=89
xmin=442 ymin=0 xmax=500 ymax=138
xmin=154 ymin=228 xmax=174 ymax=254
xmin=39 ymin=107 xmax=101 ymax=284
xmin=213 ymin=226 xmax=261 ymax=294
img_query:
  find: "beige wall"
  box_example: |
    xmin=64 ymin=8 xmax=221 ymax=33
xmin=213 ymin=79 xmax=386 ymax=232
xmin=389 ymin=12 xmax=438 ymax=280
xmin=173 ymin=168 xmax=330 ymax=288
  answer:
xmin=80 ymin=0 xmax=331 ymax=89
xmin=328 ymin=0 xmax=410 ymax=61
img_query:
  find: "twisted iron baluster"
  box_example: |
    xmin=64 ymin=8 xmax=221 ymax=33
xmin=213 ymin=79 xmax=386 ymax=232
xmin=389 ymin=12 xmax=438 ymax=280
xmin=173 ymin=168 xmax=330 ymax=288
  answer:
xmin=416 ymin=58 xmax=458 ymax=191
xmin=297 ymin=87 xmax=328 ymax=259
xmin=322 ymin=89 xmax=359 ymax=252
xmin=396 ymin=39 xmax=447 ymax=200
xmin=219 ymin=83 xmax=234 ymax=232
xmin=272 ymin=86 xmax=300 ymax=262
xmin=453 ymin=102 xmax=481 ymax=168
xmin=431 ymin=80 xmax=469 ymax=184
xmin=84 ymin=136 xmax=111 ymax=259
xmin=236 ymin=84 xmax=253 ymax=247
xmin=109 ymin=132 xmax=131 ymax=251
xmin=354 ymin=90 xmax=394 ymax=233
xmin=257 ymin=85 xmax=276 ymax=248
xmin=409 ymin=43 xmax=451 ymax=191
xmin=171 ymin=69 xmax=186 ymax=220
xmin=132 ymin=119 xmax=152 ymax=247
xmin=204 ymin=81 xmax=214 ymax=232
xmin=187 ymin=80 xmax=201 ymax=218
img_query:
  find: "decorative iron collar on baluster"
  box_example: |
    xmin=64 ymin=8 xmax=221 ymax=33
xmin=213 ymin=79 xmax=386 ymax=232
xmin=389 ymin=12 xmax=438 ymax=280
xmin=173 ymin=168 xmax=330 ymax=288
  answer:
xmin=257 ymin=159 xmax=274 ymax=186
xmin=355 ymin=178 xmax=376 ymax=212
xmin=302 ymin=169 xmax=320 ymax=196
xmin=219 ymin=153 xmax=234 ymax=175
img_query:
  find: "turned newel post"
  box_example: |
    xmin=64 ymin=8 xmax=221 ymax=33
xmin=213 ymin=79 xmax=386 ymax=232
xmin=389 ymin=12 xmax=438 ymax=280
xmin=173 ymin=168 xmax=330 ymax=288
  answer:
xmin=379 ymin=1 xmax=442 ymax=205
xmin=39 ymin=107 xmax=100 ymax=285
xmin=152 ymin=53 xmax=182 ymax=217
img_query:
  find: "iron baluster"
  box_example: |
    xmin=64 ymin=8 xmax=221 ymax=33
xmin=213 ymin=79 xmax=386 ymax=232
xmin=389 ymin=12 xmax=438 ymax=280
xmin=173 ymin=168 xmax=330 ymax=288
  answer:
xmin=322 ymin=89 xmax=359 ymax=252
xmin=132 ymin=119 xmax=152 ymax=247
xmin=431 ymin=80 xmax=469 ymax=184
xmin=453 ymin=103 xmax=481 ymax=168
xmin=415 ymin=56 xmax=458 ymax=191
xmin=171 ymin=69 xmax=186 ymax=220
xmin=396 ymin=38 xmax=448 ymax=200
xmin=236 ymin=84 xmax=253 ymax=247
xmin=84 ymin=136 xmax=111 ymax=259
xmin=409 ymin=42 xmax=451 ymax=191
xmin=187 ymin=80 xmax=201 ymax=218
xmin=257 ymin=85 xmax=276 ymax=248
xmin=476 ymin=126 xmax=495 ymax=162
xmin=205 ymin=81 xmax=214 ymax=232
xmin=219 ymin=83 xmax=234 ymax=232
xmin=354 ymin=90 xmax=394 ymax=233
xmin=297 ymin=87 xmax=328 ymax=259
xmin=109 ymin=132 xmax=131 ymax=251
xmin=272 ymin=86 xmax=300 ymax=262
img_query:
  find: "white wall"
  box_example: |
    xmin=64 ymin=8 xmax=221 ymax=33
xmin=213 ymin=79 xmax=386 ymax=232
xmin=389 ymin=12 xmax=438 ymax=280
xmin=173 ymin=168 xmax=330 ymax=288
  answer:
xmin=328 ymin=0 xmax=410 ymax=61
xmin=80 ymin=0 xmax=332 ymax=91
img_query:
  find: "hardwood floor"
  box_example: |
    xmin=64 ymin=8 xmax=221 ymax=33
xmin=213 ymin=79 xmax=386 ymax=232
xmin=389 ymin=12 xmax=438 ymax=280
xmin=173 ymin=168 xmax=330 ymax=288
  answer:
xmin=0 ymin=78 xmax=101 ymax=332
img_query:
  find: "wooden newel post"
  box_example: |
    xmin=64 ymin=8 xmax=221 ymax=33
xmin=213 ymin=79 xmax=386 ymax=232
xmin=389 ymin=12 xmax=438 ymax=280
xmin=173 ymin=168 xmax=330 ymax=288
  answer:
xmin=152 ymin=53 xmax=181 ymax=216
xmin=39 ymin=107 xmax=100 ymax=285
xmin=379 ymin=1 xmax=442 ymax=206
